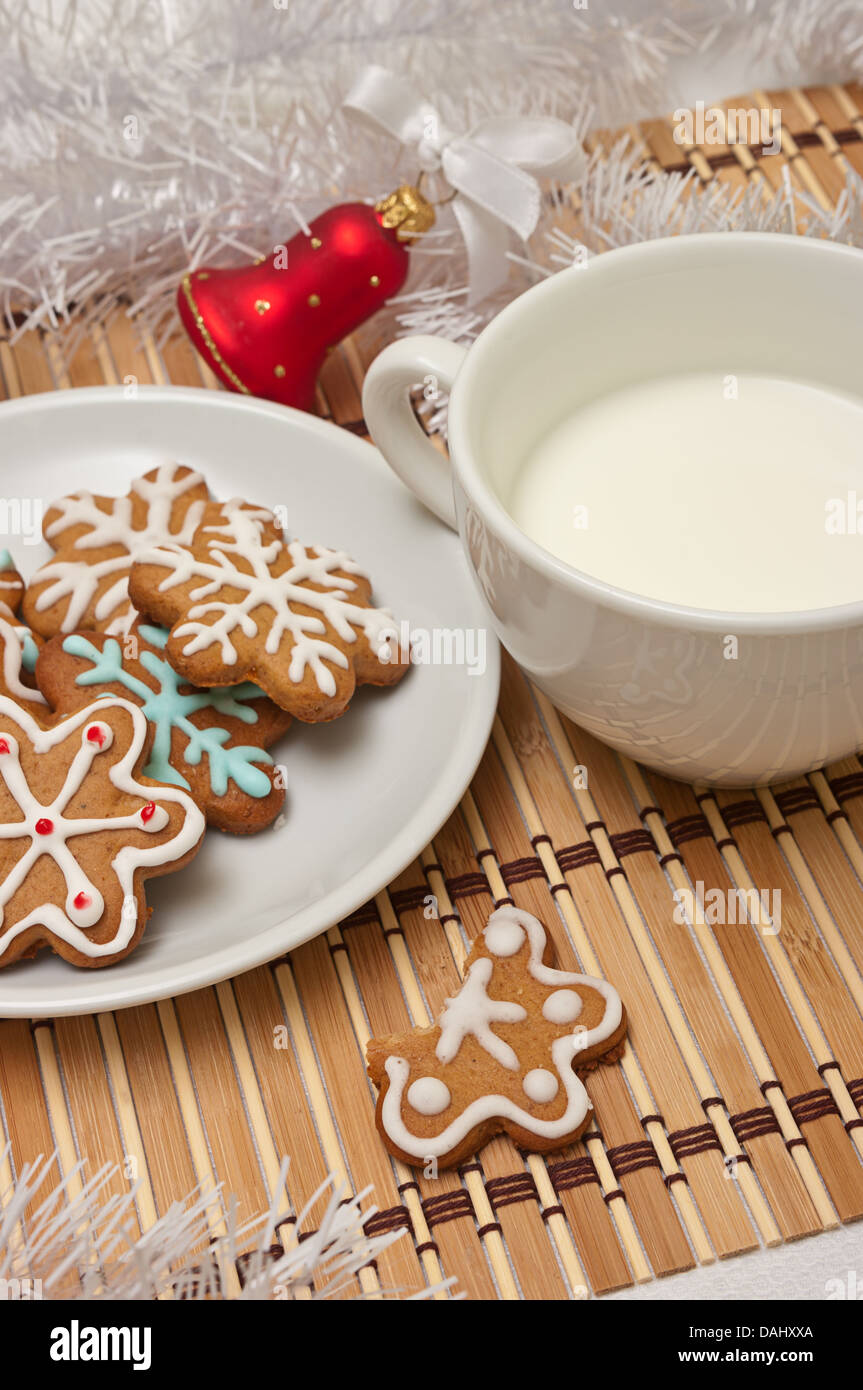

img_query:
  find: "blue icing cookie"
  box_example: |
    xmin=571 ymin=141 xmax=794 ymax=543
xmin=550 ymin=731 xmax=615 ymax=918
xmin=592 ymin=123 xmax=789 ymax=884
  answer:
xmin=19 ymin=630 xmax=38 ymax=674
xmin=62 ymin=632 xmax=275 ymax=799
xmin=0 ymin=549 xmax=13 ymax=571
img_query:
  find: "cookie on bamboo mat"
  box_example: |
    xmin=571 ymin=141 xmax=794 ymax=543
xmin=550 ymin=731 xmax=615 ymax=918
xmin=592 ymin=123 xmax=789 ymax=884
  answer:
xmin=22 ymin=463 xmax=212 ymax=639
xmin=128 ymin=500 xmax=409 ymax=720
xmin=36 ymin=621 xmax=291 ymax=834
xmin=0 ymin=694 xmax=205 ymax=969
xmin=0 ymin=549 xmax=46 ymax=718
xmin=366 ymin=906 xmax=626 ymax=1168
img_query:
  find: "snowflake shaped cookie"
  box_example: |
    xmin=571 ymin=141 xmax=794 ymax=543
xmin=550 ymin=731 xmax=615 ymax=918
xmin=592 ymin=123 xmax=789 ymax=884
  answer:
xmin=366 ymin=906 xmax=626 ymax=1167
xmin=0 ymin=694 xmax=205 ymax=968
xmin=37 ymin=622 xmax=292 ymax=834
xmin=0 ymin=549 xmax=45 ymax=717
xmin=129 ymin=502 xmax=409 ymax=720
xmin=22 ymin=464 xmax=211 ymax=639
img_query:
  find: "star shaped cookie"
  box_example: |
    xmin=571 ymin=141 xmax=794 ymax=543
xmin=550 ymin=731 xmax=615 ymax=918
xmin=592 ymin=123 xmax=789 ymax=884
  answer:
xmin=128 ymin=499 xmax=409 ymax=720
xmin=0 ymin=694 xmax=205 ymax=968
xmin=22 ymin=464 xmax=211 ymax=638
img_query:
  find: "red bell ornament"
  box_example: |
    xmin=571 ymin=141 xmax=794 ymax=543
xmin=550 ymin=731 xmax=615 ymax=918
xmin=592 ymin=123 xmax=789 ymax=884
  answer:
xmin=177 ymin=185 xmax=435 ymax=413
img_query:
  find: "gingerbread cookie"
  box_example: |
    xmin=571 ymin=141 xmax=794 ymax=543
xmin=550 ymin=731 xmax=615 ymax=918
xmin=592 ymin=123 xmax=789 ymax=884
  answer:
xmin=366 ymin=906 xmax=626 ymax=1167
xmin=0 ymin=548 xmax=25 ymax=619
xmin=22 ymin=464 xmax=211 ymax=639
xmin=0 ymin=550 xmax=46 ymax=717
xmin=0 ymin=694 xmax=205 ymax=968
xmin=36 ymin=621 xmax=291 ymax=834
xmin=128 ymin=499 xmax=409 ymax=720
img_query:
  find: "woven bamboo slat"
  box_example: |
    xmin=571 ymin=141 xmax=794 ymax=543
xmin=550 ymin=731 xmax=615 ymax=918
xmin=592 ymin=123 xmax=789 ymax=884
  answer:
xmin=1 ymin=83 xmax=863 ymax=1299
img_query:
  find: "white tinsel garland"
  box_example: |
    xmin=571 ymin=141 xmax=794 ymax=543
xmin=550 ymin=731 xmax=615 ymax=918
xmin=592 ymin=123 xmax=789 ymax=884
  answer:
xmin=0 ymin=1146 xmax=447 ymax=1300
xmin=2 ymin=0 xmax=863 ymax=360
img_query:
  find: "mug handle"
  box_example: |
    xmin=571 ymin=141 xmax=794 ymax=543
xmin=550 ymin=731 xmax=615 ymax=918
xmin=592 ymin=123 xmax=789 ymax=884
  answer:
xmin=362 ymin=335 xmax=468 ymax=531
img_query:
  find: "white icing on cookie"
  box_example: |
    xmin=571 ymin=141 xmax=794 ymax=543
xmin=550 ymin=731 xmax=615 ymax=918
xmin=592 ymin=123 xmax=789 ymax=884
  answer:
xmin=137 ymin=502 xmax=398 ymax=690
xmin=0 ymin=618 xmax=46 ymax=706
xmin=379 ymin=906 xmax=623 ymax=1160
xmin=484 ymin=917 xmax=525 ymax=957
xmin=0 ymin=695 xmax=204 ymax=960
xmin=0 ymin=558 xmax=46 ymax=706
xmin=542 ymin=989 xmax=583 ymax=1025
xmin=523 ymin=1068 xmax=559 ymax=1104
xmin=0 ymin=582 xmax=23 ymax=619
xmin=407 ymin=1077 xmax=451 ymax=1116
xmin=436 ymin=957 xmax=527 ymax=1070
xmin=33 ymin=465 xmax=207 ymax=635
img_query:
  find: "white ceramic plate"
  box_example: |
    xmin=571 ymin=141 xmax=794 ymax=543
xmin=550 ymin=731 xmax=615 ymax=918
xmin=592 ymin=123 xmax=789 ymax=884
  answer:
xmin=0 ymin=385 xmax=499 ymax=1017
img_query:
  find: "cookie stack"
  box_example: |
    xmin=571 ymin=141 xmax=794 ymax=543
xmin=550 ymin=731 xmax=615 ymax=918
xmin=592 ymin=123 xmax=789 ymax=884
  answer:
xmin=0 ymin=465 xmax=408 ymax=969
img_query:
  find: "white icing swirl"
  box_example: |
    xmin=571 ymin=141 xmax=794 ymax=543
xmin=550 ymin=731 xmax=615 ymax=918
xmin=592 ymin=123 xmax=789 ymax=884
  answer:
xmin=0 ymin=618 xmax=46 ymax=706
xmin=436 ymin=957 xmax=527 ymax=1070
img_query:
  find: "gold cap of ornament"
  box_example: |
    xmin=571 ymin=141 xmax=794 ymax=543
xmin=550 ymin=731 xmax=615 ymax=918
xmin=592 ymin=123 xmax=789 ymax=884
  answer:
xmin=375 ymin=185 xmax=435 ymax=242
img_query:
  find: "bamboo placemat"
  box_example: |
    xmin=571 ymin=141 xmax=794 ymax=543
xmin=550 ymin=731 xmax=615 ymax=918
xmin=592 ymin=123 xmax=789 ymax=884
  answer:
xmin=2 ymin=82 xmax=863 ymax=1301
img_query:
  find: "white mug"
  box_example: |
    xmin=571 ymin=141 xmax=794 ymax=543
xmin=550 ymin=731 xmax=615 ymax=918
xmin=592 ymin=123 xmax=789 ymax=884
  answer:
xmin=363 ymin=233 xmax=863 ymax=786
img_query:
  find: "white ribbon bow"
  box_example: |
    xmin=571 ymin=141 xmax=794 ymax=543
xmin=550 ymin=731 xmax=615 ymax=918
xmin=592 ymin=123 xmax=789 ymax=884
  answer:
xmin=344 ymin=65 xmax=586 ymax=304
